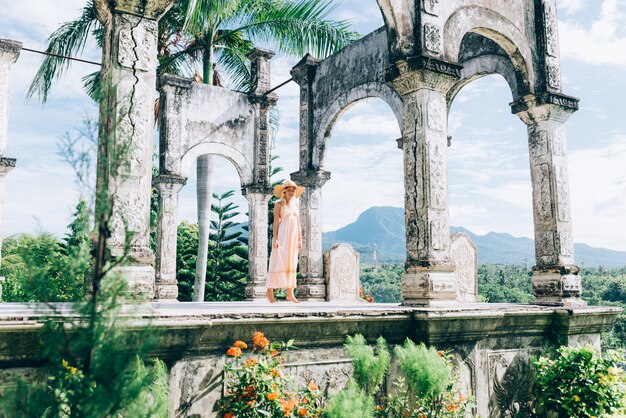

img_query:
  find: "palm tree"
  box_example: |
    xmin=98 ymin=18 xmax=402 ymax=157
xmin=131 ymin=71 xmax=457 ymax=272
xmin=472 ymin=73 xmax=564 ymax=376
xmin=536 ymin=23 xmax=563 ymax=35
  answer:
xmin=30 ymin=0 xmax=358 ymax=301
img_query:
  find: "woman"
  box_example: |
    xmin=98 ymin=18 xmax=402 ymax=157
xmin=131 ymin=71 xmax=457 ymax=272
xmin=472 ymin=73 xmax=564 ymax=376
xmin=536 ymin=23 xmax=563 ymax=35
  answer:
xmin=266 ymin=180 xmax=305 ymax=303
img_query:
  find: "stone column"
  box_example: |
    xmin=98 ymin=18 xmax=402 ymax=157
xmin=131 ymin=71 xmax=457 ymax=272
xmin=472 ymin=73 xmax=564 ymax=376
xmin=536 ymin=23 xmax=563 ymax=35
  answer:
xmin=388 ymin=59 xmax=461 ymax=306
xmin=291 ymin=169 xmax=330 ymax=301
xmin=0 ymin=39 xmax=21 ymax=287
xmin=244 ymin=187 xmax=272 ymax=300
xmin=154 ymin=174 xmax=186 ymax=301
xmin=94 ymin=0 xmax=173 ymax=297
xmin=291 ymin=54 xmax=321 ymax=171
xmin=514 ymin=94 xmax=583 ymax=306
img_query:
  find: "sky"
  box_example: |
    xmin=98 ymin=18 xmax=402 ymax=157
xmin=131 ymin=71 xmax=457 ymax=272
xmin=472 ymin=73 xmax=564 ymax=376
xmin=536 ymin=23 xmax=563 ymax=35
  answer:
xmin=0 ymin=0 xmax=625 ymax=252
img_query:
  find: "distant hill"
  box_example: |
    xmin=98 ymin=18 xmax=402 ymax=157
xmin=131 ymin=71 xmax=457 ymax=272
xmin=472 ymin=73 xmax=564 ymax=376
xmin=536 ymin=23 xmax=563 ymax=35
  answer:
xmin=322 ymin=206 xmax=626 ymax=268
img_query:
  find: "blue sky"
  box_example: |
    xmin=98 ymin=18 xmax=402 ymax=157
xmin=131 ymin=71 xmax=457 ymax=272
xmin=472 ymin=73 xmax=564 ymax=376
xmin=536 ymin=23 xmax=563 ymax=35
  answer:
xmin=0 ymin=0 xmax=625 ymax=252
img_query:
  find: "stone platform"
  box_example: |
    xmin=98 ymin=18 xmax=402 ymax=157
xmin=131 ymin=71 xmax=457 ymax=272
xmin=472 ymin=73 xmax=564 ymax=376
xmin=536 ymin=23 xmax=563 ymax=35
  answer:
xmin=0 ymin=302 xmax=620 ymax=417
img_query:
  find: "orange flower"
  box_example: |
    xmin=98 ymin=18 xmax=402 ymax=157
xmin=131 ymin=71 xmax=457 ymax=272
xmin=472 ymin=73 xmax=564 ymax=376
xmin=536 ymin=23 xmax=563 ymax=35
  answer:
xmin=234 ymin=340 xmax=248 ymax=349
xmin=446 ymin=403 xmax=459 ymax=412
xmin=267 ymin=392 xmax=280 ymax=401
xmin=307 ymin=381 xmax=319 ymax=392
xmin=301 ymin=396 xmax=309 ymax=404
xmin=224 ymin=413 xmax=235 ymax=418
xmin=459 ymin=393 xmax=466 ymax=402
xmin=280 ymin=398 xmax=296 ymax=415
xmin=271 ymin=368 xmax=284 ymax=378
xmin=270 ymin=349 xmax=279 ymax=357
xmin=227 ymin=347 xmax=242 ymax=357
xmin=245 ymin=358 xmax=258 ymax=368
xmin=246 ymin=400 xmax=256 ymax=407
xmin=253 ymin=332 xmax=270 ymax=349
xmin=298 ymin=407 xmax=308 ymax=417
xmin=437 ymin=350 xmax=445 ymax=357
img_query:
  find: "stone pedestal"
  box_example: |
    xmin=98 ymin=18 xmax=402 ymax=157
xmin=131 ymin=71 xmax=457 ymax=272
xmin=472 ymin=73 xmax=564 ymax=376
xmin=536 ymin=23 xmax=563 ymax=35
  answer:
xmin=324 ymin=243 xmax=360 ymax=302
xmin=94 ymin=0 xmax=174 ymax=298
xmin=514 ymin=94 xmax=584 ymax=306
xmin=450 ymin=233 xmax=478 ymax=303
xmin=291 ymin=169 xmax=330 ymax=301
xmin=154 ymin=174 xmax=186 ymax=301
xmin=244 ymin=188 xmax=272 ymax=300
xmin=389 ymin=60 xmax=461 ymax=306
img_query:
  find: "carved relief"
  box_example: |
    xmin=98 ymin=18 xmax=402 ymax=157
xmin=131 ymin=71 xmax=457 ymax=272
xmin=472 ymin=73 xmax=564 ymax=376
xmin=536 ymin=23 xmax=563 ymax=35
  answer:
xmin=309 ymin=190 xmax=321 ymax=209
xmin=488 ymin=351 xmax=535 ymax=418
xmin=0 ymin=67 xmax=9 ymax=85
xmin=530 ymin=130 xmax=549 ymax=157
xmin=423 ymin=0 xmax=439 ymax=16
xmin=118 ymin=20 xmax=157 ymax=71
xmin=544 ymin=5 xmax=559 ymax=57
xmin=430 ymin=220 xmax=447 ymax=250
xmin=559 ymin=229 xmax=573 ymax=257
xmin=424 ymin=24 xmax=442 ymax=54
xmin=429 ymin=144 xmax=446 ymax=209
xmin=556 ymin=165 xmax=571 ymax=222
xmin=450 ymin=234 xmax=477 ymax=302
xmin=552 ymin=127 xmax=566 ymax=156
xmin=427 ymin=96 xmax=446 ymax=131
xmin=325 ymin=244 xmax=359 ymax=301
xmin=531 ymin=164 xmax=552 ymax=222
xmin=536 ymin=230 xmax=555 ymax=256
xmin=547 ymin=64 xmax=561 ymax=90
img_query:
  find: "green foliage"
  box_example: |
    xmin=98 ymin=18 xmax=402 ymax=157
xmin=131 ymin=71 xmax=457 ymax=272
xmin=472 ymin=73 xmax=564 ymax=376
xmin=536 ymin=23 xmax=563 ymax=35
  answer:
xmin=176 ymin=221 xmax=199 ymax=301
xmin=0 ymin=200 xmax=92 ymax=302
xmin=0 ymin=276 xmax=169 ymax=418
xmin=360 ymin=264 xmax=403 ymax=303
xmin=344 ymin=334 xmax=390 ymax=396
xmin=394 ymin=340 xmax=451 ymax=400
xmin=176 ymin=192 xmax=248 ymax=301
xmin=533 ymin=345 xmax=626 ymax=418
xmin=477 ymin=264 xmax=533 ymax=303
xmin=219 ymin=332 xmax=323 ymax=418
xmin=325 ymin=379 xmax=375 ymax=418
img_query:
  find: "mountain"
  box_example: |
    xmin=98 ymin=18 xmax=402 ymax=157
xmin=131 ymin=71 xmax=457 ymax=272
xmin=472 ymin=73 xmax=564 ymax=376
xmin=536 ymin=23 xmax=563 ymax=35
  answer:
xmin=322 ymin=207 xmax=626 ymax=268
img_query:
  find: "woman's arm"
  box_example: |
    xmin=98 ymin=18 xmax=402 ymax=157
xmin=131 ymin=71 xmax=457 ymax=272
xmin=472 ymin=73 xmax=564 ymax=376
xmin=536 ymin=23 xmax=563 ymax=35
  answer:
xmin=272 ymin=202 xmax=282 ymax=248
xmin=297 ymin=206 xmax=302 ymax=249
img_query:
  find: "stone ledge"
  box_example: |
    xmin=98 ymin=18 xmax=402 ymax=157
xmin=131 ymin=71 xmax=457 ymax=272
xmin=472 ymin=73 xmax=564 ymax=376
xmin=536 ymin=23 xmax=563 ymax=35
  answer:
xmin=0 ymin=302 xmax=619 ymax=367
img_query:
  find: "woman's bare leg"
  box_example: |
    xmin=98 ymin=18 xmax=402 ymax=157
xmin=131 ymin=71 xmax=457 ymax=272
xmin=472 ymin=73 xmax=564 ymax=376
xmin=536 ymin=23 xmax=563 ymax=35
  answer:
xmin=286 ymin=288 xmax=300 ymax=303
xmin=267 ymin=289 xmax=277 ymax=303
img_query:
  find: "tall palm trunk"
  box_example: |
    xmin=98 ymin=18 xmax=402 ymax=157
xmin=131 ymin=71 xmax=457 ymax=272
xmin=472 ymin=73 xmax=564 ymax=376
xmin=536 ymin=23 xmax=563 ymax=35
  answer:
xmin=192 ymin=44 xmax=216 ymax=302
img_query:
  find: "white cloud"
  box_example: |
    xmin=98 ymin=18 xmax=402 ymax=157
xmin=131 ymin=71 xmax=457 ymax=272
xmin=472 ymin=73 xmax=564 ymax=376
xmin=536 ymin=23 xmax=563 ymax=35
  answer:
xmin=559 ymin=0 xmax=586 ymax=15
xmin=559 ymin=0 xmax=626 ymax=66
xmin=569 ymin=136 xmax=626 ymax=250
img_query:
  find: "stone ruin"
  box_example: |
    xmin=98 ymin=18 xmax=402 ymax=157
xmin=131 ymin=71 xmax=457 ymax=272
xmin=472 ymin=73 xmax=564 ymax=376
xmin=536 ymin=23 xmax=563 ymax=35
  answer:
xmin=324 ymin=243 xmax=361 ymax=302
xmin=0 ymin=0 xmax=621 ymax=417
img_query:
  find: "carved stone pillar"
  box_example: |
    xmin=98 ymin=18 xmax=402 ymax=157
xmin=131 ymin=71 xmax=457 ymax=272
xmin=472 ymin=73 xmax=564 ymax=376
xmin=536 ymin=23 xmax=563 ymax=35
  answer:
xmin=0 ymin=39 xmax=21 ymax=282
xmin=291 ymin=54 xmax=320 ymax=170
xmin=388 ymin=59 xmax=461 ymax=306
xmin=94 ymin=0 xmax=174 ymax=297
xmin=291 ymin=169 xmax=330 ymax=301
xmin=154 ymin=174 xmax=186 ymax=301
xmin=244 ymin=187 xmax=272 ymax=300
xmin=514 ymin=93 xmax=583 ymax=306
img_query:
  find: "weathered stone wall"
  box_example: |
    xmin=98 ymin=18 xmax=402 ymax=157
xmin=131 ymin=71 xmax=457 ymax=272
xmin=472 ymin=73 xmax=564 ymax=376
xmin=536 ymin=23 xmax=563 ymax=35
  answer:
xmin=0 ymin=303 xmax=619 ymax=417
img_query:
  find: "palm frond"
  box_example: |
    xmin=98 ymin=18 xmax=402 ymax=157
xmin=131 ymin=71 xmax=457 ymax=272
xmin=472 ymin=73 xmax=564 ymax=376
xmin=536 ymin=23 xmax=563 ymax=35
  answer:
xmin=28 ymin=1 xmax=100 ymax=102
xmin=81 ymin=71 xmax=101 ymax=102
xmin=228 ymin=0 xmax=359 ymax=59
xmin=216 ymin=40 xmax=253 ymax=92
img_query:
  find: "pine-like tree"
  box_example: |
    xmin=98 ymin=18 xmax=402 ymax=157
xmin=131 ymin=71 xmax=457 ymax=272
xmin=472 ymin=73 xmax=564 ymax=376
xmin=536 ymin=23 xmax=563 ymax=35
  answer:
xmin=205 ymin=191 xmax=249 ymax=301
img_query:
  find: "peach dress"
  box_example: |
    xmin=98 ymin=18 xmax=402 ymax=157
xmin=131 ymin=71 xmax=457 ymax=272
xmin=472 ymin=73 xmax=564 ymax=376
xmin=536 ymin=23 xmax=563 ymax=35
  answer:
xmin=266 ymin=198 xmax=300 ymax=289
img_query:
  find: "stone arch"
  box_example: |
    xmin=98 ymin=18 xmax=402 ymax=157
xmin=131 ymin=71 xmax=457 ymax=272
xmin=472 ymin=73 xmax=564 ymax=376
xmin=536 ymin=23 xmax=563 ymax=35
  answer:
xmin=448 ymin=55 xmax=518 ymax=105
xmin=444 ymin=6 xmax=536 ymax=100
xmin=180 ymin=142 xmax=254 ymax=187
xmin=313 ymin=82 xmax=403 ymax=168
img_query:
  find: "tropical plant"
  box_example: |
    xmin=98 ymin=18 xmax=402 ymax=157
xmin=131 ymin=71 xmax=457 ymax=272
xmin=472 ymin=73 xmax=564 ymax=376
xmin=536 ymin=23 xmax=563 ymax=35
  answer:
xmin=219 ymin=332 xmax=323 ymax=417
xmin=176 ymin=221 xmax=200 ymax=301
xmin=0 ymin=200 xmax=92 ymax=302
xmin=533 ymin=345 xmax=626 ymax=418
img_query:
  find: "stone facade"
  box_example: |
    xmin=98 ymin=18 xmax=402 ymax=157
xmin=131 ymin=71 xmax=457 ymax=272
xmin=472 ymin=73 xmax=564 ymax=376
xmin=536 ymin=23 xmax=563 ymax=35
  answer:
xmin=293 ymin=0 xmax=582 ymax=306
xmin=0 ymin=39 xmax=21 ymax=295
xmin=0 ymin=303 xmax=619 ymax=417
xmin=94 ymin=0 xmax=175 ymax=298
xmin=450 ymin=233 xmax=478 ymax=303
xmin=324 ymin=243 xmax=361 ymax=302
xmin=156 ymin=50 xmax=276 ymax=301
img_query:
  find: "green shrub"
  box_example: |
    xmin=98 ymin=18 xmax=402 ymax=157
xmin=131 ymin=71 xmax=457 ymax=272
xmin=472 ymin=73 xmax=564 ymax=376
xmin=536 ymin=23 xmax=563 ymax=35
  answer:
xmin=533 ymin=345 xmax=626 ymax=418
xmin=344 ymin=334 xmax=390 ymax=396
xmin=325 ymin=379 xmax=375 ymax=418
xmin=394 ymin=340 xmax=451 ymax=399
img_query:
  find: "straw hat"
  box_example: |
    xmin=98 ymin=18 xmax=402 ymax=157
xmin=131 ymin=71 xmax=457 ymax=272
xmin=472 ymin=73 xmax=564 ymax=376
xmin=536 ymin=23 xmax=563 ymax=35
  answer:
xmin=273 ymin=180 xmax=305 ymax=198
